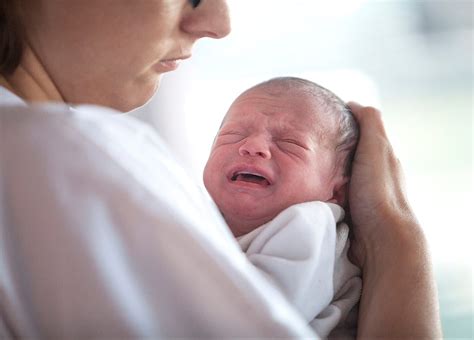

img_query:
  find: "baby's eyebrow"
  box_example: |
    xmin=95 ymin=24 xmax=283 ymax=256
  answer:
xmin=219 ymin=123 xmax=244 ymax=132
xmin=218 ymin=129 xmax=242 ymax=135
xmin=259 ymin=109 xmax=278 ymax=116
xmin=273 ymin=123 xmax=311 ymax=138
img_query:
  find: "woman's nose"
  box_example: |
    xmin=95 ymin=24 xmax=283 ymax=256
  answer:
xmin=181 ymin=0 xmax=231 ymax=39
xmin=238 ymin=136 xmax=271 ymax=159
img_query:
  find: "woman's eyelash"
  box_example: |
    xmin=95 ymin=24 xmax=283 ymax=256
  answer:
xmin=189 ymin=0 xmax=201 ymax=8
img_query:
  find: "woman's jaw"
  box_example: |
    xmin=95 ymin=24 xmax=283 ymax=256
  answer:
xmin=3 ymin=44 xmax=191 ymax=113
xmin=7 ymin=0 xmax=231 ymax=112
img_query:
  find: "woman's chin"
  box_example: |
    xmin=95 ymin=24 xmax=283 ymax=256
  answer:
xmin=115 ymin=79 xmax=161 ymax=113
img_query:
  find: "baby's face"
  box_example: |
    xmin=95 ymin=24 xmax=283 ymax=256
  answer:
xmin=203 ymin=86 xmax=343 ymax=236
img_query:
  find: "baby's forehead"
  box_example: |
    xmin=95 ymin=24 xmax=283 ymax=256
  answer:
xmin=224 ymin=87 xmax=339 ymax=143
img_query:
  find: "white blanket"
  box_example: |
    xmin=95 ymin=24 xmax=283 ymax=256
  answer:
xmin=238 ymin=201 xmax=362 ymax=338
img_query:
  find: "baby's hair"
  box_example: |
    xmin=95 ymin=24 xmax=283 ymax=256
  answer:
xmin=250 ymin=77 xmax=360 ymax=177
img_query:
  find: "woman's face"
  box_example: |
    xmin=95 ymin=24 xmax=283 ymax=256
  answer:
xmin=22 ymin=0 xmax=230 ymax=111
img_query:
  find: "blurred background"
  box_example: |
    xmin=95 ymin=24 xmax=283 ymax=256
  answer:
xmin=133 ymin=0 xmax=473 ymax=338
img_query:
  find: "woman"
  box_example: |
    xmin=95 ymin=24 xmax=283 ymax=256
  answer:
xmin=0 ymin=0 xmax=441 ymax=338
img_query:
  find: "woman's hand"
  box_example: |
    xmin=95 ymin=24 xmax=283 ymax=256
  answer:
xmin=346 ymin=102 xmax=442 ymax=338
xmin=346 ymin=102 xmax=417 ymax=268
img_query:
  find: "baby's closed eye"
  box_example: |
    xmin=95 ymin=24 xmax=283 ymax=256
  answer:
xmin=276 ymin=139 xmax=309 ymax=153
xmin=216 ymin=131 xmax=246 ymax=145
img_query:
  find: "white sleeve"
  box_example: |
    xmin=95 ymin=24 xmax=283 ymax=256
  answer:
xmin=239 ymin=202 xmax=340 ymax=323
xmin=0 ymin=105 xmax=315 ymax=339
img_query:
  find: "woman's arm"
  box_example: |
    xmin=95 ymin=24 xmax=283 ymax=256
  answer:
xmin=347 ymin=102 xmax=442 ymax=338
xmin=0 ymin=104 xmax=315 ymax=339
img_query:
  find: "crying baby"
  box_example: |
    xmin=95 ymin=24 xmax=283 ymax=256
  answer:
xmin=203 ymin=76 xmax=362 ymax=338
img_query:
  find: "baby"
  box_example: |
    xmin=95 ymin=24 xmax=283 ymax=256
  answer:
xmin=203 ymin=77 xmax=362 ymax=338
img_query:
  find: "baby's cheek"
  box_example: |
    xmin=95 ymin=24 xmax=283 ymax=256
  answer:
xmin=293 ymin=173 xmax=330 ymax=202
xmin=202 ymin=164 xmax=216 ymax=193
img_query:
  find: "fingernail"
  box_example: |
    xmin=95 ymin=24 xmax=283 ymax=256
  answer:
xmin=347 ymin=101 xmax=362 ymax=108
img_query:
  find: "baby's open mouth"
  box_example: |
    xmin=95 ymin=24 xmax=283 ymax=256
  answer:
xmin=231 ymin=171 xmax=270 ymax=186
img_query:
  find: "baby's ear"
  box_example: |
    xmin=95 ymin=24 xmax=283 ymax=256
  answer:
xmin=329 ymin=176 xmax=349 ymax=206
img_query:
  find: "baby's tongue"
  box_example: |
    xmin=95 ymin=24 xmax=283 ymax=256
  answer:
xmin=236 ymin=174 xmax=269 ymax=186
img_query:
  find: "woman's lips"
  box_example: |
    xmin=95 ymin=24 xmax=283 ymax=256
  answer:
xmin=154 ymin=55 xmax=190 ymax=73
xmin=157 ymin=60 xmax=180 ymax=72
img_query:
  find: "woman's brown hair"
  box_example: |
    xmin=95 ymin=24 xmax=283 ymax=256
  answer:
xmin=0 ymin=0 xmax=24 ymax=75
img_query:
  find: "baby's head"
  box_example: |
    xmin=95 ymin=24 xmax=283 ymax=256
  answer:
xmin=203 ymin=77 xmax=359 ymax=236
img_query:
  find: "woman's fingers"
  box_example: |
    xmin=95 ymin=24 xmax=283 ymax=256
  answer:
xmin=346 ymin=102 xmax=415 ymax=267
xmin=347 ymin=101 xmax=387 ymax=139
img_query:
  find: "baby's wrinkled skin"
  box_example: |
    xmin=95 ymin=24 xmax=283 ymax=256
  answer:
xmin=203 ymin=85 xmax=348 ymax=236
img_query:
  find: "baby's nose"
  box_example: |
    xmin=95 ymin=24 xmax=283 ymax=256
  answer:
xmin=238 ymin=136 xmax=271 ymax=159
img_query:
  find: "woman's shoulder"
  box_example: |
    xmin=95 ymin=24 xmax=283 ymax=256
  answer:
xmin=1 ymin=100 xmax=229 ymax=237
xmin=0 ymin=101 xmax=178 ymax=198
xmin=1 ymin=99 xmax=217 ymax=208
xmin=1 ymin=102 xmax=165 ymax=156
xmin=0 ymin=86 xmax=156 ymax=149
xmin=2 ymin=101 xmax=144 ymax=132
xmin=1 ymin=101 xmax=182 ymax=182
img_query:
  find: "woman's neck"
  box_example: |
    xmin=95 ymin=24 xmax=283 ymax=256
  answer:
xmin=2 ymin=45 xmax=64 ymax=103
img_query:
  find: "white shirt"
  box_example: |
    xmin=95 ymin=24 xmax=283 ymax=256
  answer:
xmin=238 ymin=202 xmax=361 ymax=338
xmin=0 ymin=87 xmax=316 ymax=339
